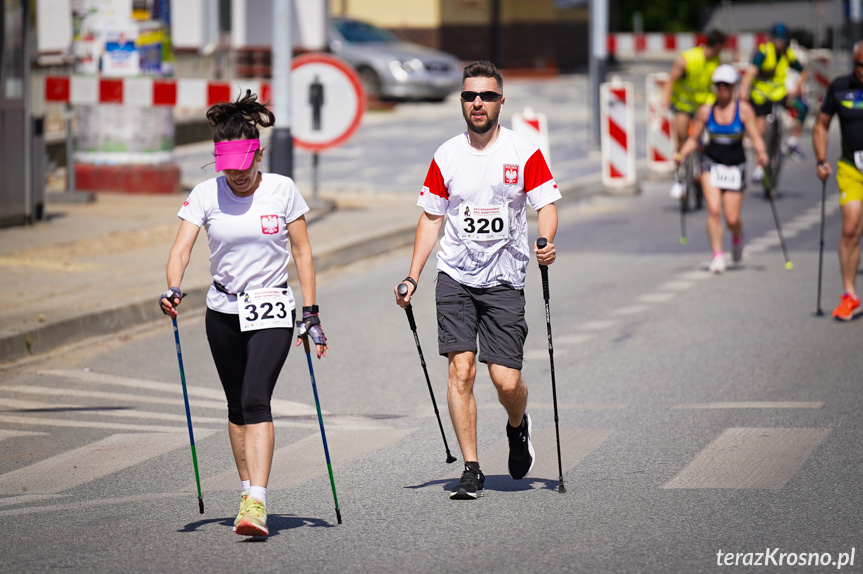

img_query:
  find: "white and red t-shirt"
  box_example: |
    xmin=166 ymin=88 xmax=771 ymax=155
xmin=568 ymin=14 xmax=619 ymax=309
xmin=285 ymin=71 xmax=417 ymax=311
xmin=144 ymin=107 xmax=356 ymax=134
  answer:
xmin=418 ymin=126 xmax=560 ymax=289
xmin=178 ymin=172 xmax=310 ymax=313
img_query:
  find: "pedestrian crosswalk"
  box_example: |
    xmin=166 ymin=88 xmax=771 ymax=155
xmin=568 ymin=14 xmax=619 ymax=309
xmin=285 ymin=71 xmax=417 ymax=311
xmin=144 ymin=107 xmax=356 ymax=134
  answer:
xmin=0 ymin=366 xmax=835 ymax=508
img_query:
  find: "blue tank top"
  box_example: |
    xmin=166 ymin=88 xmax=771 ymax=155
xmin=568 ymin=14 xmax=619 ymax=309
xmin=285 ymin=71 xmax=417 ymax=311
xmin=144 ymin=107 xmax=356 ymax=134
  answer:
xmin=705 ymin=101 xmax=746 ymax=166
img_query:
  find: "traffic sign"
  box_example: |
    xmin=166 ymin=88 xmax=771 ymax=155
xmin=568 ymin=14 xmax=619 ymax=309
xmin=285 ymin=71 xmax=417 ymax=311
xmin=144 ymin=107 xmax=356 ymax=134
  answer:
xmin=290 ymin=53 xmax=366 ymax=151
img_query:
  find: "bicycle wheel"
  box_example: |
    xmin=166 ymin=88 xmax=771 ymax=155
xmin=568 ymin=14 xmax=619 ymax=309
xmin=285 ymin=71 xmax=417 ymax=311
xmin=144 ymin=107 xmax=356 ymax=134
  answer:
xmin=764 ymin=112 xmax=779 ymax=199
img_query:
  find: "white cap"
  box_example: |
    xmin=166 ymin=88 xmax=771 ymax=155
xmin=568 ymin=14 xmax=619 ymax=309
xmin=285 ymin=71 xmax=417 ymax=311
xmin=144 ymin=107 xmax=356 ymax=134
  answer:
xmin=712 ymin=64 xmax=739 ymax=85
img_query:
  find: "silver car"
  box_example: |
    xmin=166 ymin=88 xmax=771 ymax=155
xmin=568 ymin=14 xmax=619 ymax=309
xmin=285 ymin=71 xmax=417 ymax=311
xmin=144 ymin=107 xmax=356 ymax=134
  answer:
xmin=329 ymin=17 xmax=463 ymax=102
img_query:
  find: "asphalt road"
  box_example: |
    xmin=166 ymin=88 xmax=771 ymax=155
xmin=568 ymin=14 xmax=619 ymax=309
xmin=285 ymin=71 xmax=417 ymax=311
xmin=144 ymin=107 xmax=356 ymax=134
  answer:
xmin=1 ymin=135 xmax=860 ymax=573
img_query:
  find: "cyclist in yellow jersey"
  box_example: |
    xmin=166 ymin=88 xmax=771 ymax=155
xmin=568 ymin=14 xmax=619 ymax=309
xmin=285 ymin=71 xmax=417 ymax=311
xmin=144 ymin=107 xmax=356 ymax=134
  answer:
xmin=740 ymin=23 xmax=809 ymax=182
xmin=662 ymin=29 xmax=728 ymax=199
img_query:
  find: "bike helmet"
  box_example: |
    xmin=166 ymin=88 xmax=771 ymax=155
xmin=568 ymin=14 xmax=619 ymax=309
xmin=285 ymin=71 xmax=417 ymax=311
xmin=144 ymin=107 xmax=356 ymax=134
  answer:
xmin=770 ymin=23 xmax=789 ymax=40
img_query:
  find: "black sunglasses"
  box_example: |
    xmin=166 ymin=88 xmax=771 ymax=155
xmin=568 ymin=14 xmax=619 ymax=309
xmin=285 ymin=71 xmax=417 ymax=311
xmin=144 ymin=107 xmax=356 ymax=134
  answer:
xmin=854 ymin=60 xmax=863 ymax=68
xmin=461 ymin=91 xmax=503 ymax=102
xmin=714 ymin=82 xmax=733 ymax=88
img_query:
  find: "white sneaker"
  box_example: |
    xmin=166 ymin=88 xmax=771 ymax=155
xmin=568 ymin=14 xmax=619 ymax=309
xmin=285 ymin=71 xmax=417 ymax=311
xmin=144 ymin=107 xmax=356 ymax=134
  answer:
xmin=732 ymin=236 xmax=744 ymax=263
xmin=669 ymin=182 xmax=685 ymax=200
xmin=751 ymin=165 xmax=764 ymax=183
xmin=709 ymin=253 xmax=726 ymax=274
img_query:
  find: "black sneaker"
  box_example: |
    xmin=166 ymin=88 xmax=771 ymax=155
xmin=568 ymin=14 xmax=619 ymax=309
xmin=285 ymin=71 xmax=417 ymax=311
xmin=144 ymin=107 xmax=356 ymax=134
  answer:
xmin=450 ymin=462 xmax=485 ymax=500
xmin=507 ymin=413 xmax=535 ymax=479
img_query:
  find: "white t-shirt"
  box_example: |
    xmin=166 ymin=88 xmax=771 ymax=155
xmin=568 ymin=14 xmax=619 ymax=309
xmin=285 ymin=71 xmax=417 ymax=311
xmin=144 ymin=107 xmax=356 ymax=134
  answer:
xmin=418 ymin=126 xmax=561 ymax=289
xmin=178 ymin=172 xmax=310 ymax=314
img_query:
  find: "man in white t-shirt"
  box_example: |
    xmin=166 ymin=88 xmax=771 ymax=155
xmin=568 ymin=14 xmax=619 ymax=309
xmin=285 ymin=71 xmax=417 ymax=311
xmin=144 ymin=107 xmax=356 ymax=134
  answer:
xmin=394 ymin=60 xmax=560 ymax=500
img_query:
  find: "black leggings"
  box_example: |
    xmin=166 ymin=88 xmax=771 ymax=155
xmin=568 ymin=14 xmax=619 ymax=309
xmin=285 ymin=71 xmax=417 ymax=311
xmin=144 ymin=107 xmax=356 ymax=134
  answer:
xmin=205 ymin=308 xmax=294 ymax=425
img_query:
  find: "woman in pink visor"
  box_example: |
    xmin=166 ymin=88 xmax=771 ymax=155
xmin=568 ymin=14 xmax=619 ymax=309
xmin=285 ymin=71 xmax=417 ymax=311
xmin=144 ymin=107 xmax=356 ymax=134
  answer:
xmin=160 ymin=90 xmax=327 ymax=537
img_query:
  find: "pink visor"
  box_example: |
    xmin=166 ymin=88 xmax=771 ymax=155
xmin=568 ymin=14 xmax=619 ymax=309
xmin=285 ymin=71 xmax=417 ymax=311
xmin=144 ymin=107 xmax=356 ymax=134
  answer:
xmin=214 ymin=139 xmax=261 ymax=172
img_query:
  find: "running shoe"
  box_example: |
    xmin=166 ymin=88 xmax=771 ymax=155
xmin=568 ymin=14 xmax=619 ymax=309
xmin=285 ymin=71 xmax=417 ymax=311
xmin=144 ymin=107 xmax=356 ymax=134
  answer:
xmin=751 ymin=165 xmax=764 ymax=183
xmin=709 ymin=253 xmax=726 ymax=274
xmin=506 ymin=413 xmax=535 ymax=480
xmin=832 ymin=293 xmax=860 ymax=321
xmin=732 ymin=235 xmax=744 ymax=263
xmin=450 ymin=462 xmax=485 ymax=500
xmin=235 ymin=497 xmax=268 ymax=536
xmin=669 ymin=182 xmax=685 ymax=200
xmin=232 ymin=491 xmax=249 ymax=531
xmin=782 ymin=139 xmax=805 ymax=161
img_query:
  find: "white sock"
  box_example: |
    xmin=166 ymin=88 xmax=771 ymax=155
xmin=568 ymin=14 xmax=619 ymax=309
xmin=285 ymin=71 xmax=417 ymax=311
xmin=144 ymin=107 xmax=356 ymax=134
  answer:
xmin=249 ymin=485 xmax=267 ymax=507
xmin=240 ymin=480 xmax=250 ymax=494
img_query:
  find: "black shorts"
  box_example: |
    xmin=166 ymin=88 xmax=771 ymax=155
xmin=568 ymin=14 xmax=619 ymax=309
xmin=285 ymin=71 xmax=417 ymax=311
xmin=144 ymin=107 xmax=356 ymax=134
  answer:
xmin=751 ymin=95 xmax=787 ymax=117
xmin=435 ymin=272 xmax=528 ymax=371
xmin=205 ymin=308 xmax=295 ymax=425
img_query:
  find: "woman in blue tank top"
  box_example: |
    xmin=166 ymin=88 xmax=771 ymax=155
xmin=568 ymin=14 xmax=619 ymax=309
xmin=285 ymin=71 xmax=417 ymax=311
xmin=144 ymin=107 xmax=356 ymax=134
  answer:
xmin=675 ymin=64 xmax=769 ymax=274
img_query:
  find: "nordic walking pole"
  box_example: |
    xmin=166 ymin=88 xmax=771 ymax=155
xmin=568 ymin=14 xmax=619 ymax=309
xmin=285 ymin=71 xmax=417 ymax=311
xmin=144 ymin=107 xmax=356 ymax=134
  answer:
xmin=171 ymin=316 xmax=204 ymax=514
xmin=762 ymin=170 xmax=793 ymax=270
xmin=816 ymin=179 xmax=827 ymax=315
xmin=301 ymin=335 xmax=342 ymax=524
xmin=536 ymin=238 xmax=566 ymax=494
xmin=678 ymin=171 xmax=688 ymax=245
xmin=397 ymin=283 xmax=458 ymax=464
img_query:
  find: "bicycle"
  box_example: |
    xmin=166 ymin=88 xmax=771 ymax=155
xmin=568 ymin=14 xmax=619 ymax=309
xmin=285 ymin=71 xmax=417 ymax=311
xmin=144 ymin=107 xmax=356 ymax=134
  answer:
xmin=762 ymin=100 xmax=786 ymax=200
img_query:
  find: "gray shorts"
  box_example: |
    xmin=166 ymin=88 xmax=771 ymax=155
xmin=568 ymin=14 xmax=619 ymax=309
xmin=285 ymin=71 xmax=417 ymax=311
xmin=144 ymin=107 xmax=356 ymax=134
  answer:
xmin=435 ymin=272 xmax=528 ymax=370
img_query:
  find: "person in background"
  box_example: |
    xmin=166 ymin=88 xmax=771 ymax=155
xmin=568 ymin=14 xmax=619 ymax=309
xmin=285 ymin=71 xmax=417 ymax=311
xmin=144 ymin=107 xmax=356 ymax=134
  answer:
xmin=675 ymin=65 xmax=769 ymax=274
xmin=812 ymin=41 xmax=863 ymax=321
xmin=662 ymin=29 xmax=728 ymax=200
xmin=740 ymin=22 xmax=809 ymax=183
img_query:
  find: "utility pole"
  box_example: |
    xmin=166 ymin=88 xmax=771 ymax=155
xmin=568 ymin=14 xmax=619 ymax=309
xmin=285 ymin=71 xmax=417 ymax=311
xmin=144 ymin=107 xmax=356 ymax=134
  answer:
xmin=269 ymin=0 xmax=293 ymax=178
xmin=589 ymin=0 xmax=608 ymax=150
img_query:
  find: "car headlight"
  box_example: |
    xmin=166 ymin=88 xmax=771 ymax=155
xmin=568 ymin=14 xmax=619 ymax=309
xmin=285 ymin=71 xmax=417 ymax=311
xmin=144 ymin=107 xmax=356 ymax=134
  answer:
xmin=389 ymin=58 xmax=424 ymax=81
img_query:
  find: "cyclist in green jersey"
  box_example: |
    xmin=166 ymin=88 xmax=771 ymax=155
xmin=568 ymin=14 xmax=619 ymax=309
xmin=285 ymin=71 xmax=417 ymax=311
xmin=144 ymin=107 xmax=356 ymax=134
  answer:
xmin=662 ymin=29 xmax=728 ymax=199
xmin=740 ymin=23 xmax=809 ymax=182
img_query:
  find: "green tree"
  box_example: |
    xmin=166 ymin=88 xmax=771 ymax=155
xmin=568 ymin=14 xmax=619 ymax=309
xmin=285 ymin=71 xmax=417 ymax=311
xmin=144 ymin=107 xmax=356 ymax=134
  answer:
xmin=613 ymin=0 xmax=722 ymax=32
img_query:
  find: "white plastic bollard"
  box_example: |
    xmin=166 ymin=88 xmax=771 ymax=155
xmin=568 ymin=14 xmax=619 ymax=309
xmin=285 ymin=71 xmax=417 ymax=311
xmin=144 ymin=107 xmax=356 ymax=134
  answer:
xmin=646 ymin=72 xmax=676 ymax=173
xmin=600 ymin=76 xmax=638 ymax=190
xmin=511 ymin=106 xmax=551 ymax=169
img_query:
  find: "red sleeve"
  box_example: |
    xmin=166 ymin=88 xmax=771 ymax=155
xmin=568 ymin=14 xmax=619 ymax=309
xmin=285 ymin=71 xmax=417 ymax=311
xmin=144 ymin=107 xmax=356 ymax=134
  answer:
xmin=523 ymin=150 xmax=553 ymax=193
xmin=422 ymin=159 xmax=448 ymax=200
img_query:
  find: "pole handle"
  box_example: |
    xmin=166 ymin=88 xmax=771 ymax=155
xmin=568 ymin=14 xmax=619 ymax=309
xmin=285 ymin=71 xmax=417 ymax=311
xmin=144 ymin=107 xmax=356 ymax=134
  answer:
xmin=537 ymin=237 xmax=550 ymax=300
xmin=302 ymin=335 xmax=311 ymax=355
xmin=397 ymin=283 xmax=418 ymax=330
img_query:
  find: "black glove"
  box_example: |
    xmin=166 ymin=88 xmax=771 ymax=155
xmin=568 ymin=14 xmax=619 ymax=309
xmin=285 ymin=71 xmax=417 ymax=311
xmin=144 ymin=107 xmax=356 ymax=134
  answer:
xmin=296 ymin=306 xmax=327 ymax=346
xmin=159 ymin=287 xmax=184 ymax=315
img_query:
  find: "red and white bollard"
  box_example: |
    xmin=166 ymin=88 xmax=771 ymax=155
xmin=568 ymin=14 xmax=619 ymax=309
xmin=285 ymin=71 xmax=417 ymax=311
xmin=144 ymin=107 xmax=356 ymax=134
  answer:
xmin=646 ymin=72 xmax=676 ymax=173
xmin=600 ymin=77 xmax=638 ymax=191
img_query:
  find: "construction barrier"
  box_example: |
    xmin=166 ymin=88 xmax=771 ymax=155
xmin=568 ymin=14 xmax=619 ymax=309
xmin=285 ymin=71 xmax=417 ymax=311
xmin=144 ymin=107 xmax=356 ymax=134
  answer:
xmin=808 ymin=49 xmax=832 ymax=106
xmin=44 ymin=75 xmax=272 ymax=108
xmin=511 ymin=107 xmax=551 ymax=169
xmin=646 ymin=72 xmax=676 ymax=173
xmin=600 ymin=78 xmax=637 ymax=189
xmin=607 ymin=32 xmax=769 ymax=62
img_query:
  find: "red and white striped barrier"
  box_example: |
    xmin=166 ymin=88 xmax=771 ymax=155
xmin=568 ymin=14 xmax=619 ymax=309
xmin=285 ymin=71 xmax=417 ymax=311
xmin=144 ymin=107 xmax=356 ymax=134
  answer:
xmin=807 ymin=49 xmax=832 ymax=105
xmin=44 ymin=76 xmax=273 ymax=108
xmin=600 ymin=78 xmax=637 ymax=188
xmin=646 ymin=72 xmax=676 ymax=172
xmin=608 ymin=33 xmax=768 ymax=61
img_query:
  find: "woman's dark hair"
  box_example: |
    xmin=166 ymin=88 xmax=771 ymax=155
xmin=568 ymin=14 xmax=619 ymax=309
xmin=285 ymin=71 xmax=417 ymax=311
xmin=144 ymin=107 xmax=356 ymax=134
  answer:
xmin=206 ymin=89 xmax=276 ymax=142
xmin=462 ymin=60 xmax=503 ymax=92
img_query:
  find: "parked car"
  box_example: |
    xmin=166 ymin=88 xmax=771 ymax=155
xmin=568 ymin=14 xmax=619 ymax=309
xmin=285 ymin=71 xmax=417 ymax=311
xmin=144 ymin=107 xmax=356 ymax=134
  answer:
xmin=329 ymin=17 xmax=463 ymax=102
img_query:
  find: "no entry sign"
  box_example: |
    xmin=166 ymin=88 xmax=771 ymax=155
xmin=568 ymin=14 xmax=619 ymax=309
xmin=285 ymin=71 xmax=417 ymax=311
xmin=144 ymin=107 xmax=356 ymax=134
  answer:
xmin=290 ymin=53 xmax=366 ymax=151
